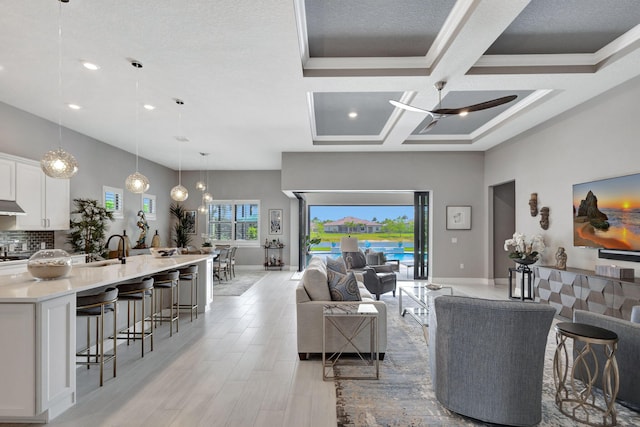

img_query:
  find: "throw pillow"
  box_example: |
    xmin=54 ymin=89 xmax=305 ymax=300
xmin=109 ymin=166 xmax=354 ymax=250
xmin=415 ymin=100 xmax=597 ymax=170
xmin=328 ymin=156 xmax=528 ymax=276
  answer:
xmin=344 ymin=249 xmax=367 ymax=269
xmin=327 ymin=270 xmax=361 ymax=301
xmin=326 ymin=256 xmax=347 ymax=274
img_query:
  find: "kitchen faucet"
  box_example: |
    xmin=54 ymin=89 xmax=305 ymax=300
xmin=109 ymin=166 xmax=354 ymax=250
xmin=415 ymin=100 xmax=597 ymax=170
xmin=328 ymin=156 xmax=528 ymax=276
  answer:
xmin=105 ymin=234 xmax=127 ymax=264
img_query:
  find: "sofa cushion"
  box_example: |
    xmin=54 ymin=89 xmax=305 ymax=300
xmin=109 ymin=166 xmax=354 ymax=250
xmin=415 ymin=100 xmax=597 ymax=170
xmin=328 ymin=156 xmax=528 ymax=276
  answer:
xmin=327 ymin=270 xmax=362 ymax=301
xmin=302 ymin=259 xmax=331 ymax=301
xmin=326 ymin=256 xmax=347 ymax=274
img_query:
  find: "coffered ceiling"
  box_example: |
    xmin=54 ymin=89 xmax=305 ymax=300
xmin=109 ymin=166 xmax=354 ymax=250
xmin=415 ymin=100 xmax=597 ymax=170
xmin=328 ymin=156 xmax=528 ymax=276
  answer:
xmin=0 ymin=0 xmax=639 ymax=170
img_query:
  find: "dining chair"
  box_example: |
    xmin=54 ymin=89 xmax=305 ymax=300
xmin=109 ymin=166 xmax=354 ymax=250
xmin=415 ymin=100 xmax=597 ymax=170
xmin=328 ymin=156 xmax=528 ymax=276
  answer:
xmin=213 ymin=248 xmax=230 ymax=283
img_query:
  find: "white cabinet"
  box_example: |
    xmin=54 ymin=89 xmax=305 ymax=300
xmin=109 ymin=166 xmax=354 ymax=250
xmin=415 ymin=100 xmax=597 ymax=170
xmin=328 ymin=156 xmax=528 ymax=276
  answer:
xmin=0 ymin=296 xmax=75 ymax=422
xmin=15 ymin=162 xmax=70 ymax=230
xmin=0 ymin=304 xmax=36 ymax=417
xmin=0 ymin=158 xmax=16 ymax=201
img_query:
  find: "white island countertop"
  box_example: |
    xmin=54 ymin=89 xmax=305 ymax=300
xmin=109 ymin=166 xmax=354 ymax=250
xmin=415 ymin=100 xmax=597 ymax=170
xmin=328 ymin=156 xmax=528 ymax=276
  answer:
xmin=0 ymin=254 xmax=211 ymax=303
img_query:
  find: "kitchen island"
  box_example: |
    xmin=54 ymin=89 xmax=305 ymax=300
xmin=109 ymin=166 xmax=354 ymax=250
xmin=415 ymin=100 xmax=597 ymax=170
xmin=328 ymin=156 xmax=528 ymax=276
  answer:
xmin=0 ymin=254 xmax=212 ymax=423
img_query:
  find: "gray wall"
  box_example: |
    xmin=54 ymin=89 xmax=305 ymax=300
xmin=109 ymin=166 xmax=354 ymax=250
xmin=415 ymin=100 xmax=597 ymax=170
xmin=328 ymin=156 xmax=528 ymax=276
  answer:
xmin=485 ymin=74 xmax=640 ymax=274
xmin=282 ymin=151 xmax=487 ymax=282
xmin=0 ymin=101 xmax=175 ymax=251
xmin=178 ymin=169 xmax=291 ymax=266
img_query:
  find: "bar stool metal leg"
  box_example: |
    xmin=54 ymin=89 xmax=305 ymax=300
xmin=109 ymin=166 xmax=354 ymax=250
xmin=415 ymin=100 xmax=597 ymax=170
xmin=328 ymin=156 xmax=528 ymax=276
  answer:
xmin=76 ymin=287 xmax=118 ymax=386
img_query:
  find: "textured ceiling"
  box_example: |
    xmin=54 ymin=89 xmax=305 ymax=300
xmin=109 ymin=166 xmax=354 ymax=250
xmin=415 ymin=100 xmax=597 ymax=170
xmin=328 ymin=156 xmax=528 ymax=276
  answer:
xmin=0 ymin=0 xmax=639 ymax=170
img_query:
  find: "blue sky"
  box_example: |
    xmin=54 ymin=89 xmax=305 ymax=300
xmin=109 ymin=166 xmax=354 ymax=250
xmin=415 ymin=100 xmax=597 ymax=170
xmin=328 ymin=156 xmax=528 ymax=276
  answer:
xmin=309 ymin=205 xmax=414 ymax=222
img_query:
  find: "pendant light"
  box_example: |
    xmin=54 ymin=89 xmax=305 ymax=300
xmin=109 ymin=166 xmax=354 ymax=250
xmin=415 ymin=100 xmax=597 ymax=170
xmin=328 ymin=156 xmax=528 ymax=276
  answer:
xmin=125 ymin=60 xmax=150 ymax=193
xmin=195 ymin=152 xmax=206 ymax=192
xmin=170 ymin=99 xmax=188 ymax=202
xmin=41 ymin=0 xmax=78 ymax=179
xmin=197 ymin=152 xmax=209 ymax=214
xmin=202 ymin=152 xmax=213 ymax=203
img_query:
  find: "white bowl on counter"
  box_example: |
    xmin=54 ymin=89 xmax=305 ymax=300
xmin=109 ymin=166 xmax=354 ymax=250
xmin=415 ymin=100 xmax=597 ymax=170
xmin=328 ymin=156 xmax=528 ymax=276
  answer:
xmin=149 ymin=247 xmax=179 ymax=258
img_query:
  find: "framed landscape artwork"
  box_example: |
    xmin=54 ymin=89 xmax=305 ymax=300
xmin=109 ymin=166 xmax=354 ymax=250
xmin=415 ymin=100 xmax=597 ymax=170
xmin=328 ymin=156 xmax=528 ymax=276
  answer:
xmin=269 ymin=209 xmax=283 ymax=234
xmin=446 ymin=206 xmax=471 ymax=230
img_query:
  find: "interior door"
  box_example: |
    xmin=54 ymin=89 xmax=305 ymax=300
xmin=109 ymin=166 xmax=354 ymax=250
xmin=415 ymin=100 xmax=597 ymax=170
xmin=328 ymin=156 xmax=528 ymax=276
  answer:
xmin=414 ymin=192 xmax=429 ymax=279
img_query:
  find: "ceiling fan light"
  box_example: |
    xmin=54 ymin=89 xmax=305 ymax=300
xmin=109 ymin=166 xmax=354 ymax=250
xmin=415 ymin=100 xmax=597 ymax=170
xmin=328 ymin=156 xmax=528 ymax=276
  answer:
xmin=125 ymin=171 xmax=150 ymax=194
xmin=41 ymin=148 xmax=79 ymax=179
xmin=170 ymin=184 xmax=188 ymax=202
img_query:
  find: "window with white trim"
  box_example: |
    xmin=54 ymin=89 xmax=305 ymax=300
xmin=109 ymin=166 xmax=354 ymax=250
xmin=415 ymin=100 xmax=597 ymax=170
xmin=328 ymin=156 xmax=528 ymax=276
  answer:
xmin=141 ymin=193 xmax=156 ymax=220
xmin=103 ymin=186 xmax=123 ymax=219
xmin=208 ymin=200 xmax=260 ymax=245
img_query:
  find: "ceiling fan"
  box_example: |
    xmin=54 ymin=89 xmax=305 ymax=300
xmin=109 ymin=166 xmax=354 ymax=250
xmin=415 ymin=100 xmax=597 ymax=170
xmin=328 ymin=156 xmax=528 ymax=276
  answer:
xmin=389 ymin=81 xmax=518 ymax=133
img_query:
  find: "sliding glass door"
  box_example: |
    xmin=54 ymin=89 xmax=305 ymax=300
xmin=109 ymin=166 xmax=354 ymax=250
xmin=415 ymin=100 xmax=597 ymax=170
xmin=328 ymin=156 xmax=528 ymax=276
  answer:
xmin=414 ymin=192 xmax=429 ymax=279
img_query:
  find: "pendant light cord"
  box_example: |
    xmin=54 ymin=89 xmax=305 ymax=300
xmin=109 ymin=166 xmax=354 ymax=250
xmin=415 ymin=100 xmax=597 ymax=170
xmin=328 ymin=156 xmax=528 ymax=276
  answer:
xmin=135 ymin=78 xmax=140 ymax=171
xmin=57 ymin=0 xmax=63 ymax=149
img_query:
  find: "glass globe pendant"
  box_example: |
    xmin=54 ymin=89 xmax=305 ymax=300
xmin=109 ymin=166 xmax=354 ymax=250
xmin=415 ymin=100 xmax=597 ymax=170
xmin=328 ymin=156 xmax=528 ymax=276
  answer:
xmin=203 ymin=192 xmax=213 ymax=203
xmin=198 ymin=203 xmax=207 ymax=214
xmin=170 ymin=184 xmax=188 ymax=201
xmin=40 ymin=1 xmax=78 ymax=180
xmin=195 ymin=181 xmax=206 ymax=191
xmin=125 ymin=171 xmax=150 ymax=193
xmin=126 ymin=60 xmax=150 ymax=194
xmin=41 ymin=148 xmax=78 ymax=179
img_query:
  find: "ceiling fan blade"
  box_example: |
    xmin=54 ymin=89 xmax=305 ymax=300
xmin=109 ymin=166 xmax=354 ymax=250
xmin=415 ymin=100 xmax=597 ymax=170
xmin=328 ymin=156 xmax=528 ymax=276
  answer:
xmin=418 ymin=119 xmax=438 ymax=134
xmin=431 ymin=95 xmax=518 ymax=115
xmin=389 ymin=100 xmax=434 ymax=116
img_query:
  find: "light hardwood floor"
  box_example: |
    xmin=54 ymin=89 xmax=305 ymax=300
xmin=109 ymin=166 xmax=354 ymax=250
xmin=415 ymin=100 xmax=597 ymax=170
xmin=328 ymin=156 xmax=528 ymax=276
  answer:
xmin=12 ymin=269 xmax=508 ymax=427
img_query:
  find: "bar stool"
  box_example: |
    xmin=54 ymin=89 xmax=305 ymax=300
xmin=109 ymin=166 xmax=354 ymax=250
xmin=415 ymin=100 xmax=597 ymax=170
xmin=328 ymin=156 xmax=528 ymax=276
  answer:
xmin=76 ymin=287 xmax=118 ymax=386
xmin=152 ymin=270 xmax=180 ymax=336
xmin=116 ymin=277 xmax=154 ymax=357
xmin=178 ymin=265 xmax=198 ymax=322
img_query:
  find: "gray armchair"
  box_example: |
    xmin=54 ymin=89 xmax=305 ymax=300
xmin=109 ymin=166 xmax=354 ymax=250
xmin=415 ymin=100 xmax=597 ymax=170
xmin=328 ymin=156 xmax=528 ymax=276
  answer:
xmin=362 ymin=265 xmax=396 ymax=300
xmin=429 ymin=296 xmax=555 ymax=426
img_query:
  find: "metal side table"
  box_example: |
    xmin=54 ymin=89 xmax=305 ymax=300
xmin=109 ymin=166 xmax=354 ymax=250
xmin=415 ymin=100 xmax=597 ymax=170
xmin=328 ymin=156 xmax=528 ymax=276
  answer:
xmin=322 ymin=303 xmax=379 ymax=381
xmin=553 ymin=322 xmax=619 ymax=427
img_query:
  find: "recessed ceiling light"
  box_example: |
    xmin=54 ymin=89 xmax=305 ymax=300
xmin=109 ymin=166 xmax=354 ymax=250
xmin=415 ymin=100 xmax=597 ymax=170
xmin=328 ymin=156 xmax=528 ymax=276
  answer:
xmin=143 ymin=104 xmax=155 ymax=111
xmin=175 ymin=136 xmax=189 ymax=143
xmin=67 ymin=104 xmax=82 ymax=110
xmin=81 ymin=61 xmax=100 ymax=71
xmin=348 ymin=111 xmax=358 ymax=119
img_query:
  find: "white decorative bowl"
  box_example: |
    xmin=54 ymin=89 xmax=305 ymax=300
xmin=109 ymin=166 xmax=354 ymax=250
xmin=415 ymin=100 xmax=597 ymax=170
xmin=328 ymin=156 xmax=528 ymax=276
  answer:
xmin=426 ymin=283 xmax=443 ymax=291
xmin=27 ymin=249 xmax=72 ymax=280
xmin=149 ymin=247 xmax=179 ymax=258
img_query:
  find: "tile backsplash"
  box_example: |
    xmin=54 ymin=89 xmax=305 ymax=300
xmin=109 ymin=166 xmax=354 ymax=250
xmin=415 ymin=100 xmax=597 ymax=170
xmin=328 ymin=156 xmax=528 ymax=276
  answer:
xmin=0 ymin=230 xmax=54 ymax=253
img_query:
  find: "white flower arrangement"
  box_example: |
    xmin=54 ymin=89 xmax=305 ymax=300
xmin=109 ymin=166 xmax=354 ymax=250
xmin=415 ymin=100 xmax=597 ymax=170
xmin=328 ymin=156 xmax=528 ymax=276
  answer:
xmin=504 ymin=232 xmax=545 ymax=262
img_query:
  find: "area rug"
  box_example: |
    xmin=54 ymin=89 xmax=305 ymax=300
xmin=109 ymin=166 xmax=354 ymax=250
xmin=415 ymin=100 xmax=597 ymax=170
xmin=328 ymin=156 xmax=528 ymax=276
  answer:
xmin=212 ymin=270 xmax=268 ymax=296
xmin=335 ymin=295 xmax=640 ymax=427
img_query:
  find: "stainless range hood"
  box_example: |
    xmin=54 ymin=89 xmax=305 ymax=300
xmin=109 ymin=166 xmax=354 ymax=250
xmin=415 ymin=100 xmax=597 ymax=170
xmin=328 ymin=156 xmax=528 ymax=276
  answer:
xmin=0 ymin=200 xmax=26 ymax=216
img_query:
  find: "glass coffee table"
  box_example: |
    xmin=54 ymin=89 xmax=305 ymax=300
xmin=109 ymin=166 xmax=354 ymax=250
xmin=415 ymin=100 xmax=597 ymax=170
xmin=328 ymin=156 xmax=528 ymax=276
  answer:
xmin=399 ymin=283 xmax=452 ymax=325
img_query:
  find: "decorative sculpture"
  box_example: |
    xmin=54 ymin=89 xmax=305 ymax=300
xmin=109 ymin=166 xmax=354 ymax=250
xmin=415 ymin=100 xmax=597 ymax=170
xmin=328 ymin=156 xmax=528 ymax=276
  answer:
xmin=529 ymin=193 xmax=538 ymax=217
xmin=540 ymin=206 xmax=549 ymax=230
xmin=134 ymin=210 xmax=150 ymax=249
xmin=555 ymin=247 xmax=567 ymax=270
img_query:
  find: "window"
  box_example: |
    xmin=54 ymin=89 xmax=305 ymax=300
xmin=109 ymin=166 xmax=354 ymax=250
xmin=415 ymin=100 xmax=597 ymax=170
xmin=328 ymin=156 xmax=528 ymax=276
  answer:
xmin=103 ymin=186 xmax=123 ymax=219
xmin=141 ymin=193 xmax=156 ymax=220
xmin=208 ymin=200 xmax=259 ymax=245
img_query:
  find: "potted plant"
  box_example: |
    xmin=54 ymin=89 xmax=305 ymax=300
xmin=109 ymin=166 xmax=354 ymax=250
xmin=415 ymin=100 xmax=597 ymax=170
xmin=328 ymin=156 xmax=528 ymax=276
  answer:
xmin=67 ymin=198 xmax=114 ymax=262
xmin=169 ymin=203 xmax=193 ymax=248
xmin=201 ymin=238 xmax=213 ymax=254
